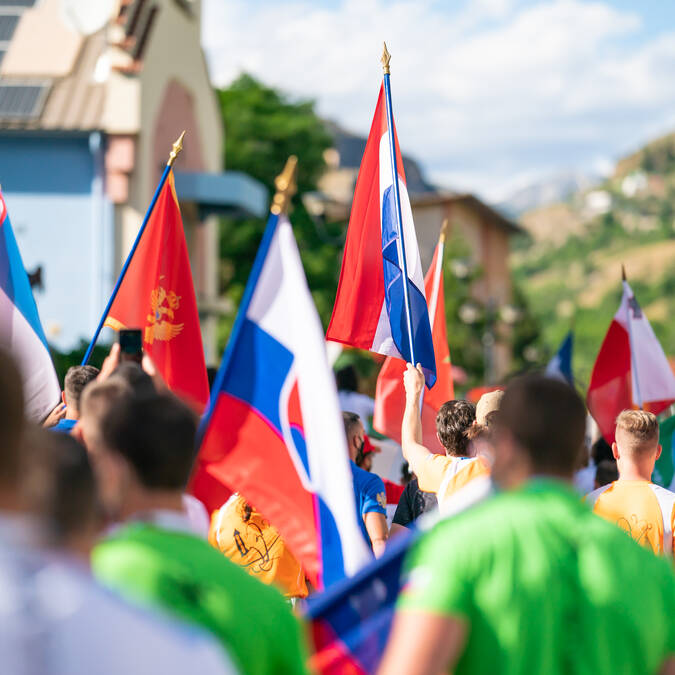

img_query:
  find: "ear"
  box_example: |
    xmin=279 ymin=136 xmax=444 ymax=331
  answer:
xmin=656 ymin=444 xmax=662 ymax=461
xmin=61 ymin=390 xmax=66 ymax=405
xmin=611 ymin=442 xmax=620 ymax=460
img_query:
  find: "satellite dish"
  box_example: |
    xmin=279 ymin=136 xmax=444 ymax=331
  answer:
xmin=60 ymin=0 xmax=115 ymax=36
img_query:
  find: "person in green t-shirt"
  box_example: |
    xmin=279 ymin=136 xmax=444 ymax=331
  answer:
xmin=81 ymin=381 xmax=308 ymax=675
xmin=378 ymin=368 xmax=675 ymax=675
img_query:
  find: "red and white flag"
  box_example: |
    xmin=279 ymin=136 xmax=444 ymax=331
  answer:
xmin=587 ymin=278 xmax=675 ymax=444
xmin=373 ymin=231 xmax=454 ymax=452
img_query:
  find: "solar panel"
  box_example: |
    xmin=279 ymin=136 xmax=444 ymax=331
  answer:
xmin=0 ymin=14 xmax=19 ymax=41
xmin=0 ymin=82 xmax=49 ymax=120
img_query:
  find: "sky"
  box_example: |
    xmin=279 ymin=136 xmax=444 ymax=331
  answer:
xmin=201 ymin=0 xmax=675 ymax=202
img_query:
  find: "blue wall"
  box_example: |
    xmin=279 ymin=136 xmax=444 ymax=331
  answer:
xmin=0 ymin=133 xmax=114 ymax=352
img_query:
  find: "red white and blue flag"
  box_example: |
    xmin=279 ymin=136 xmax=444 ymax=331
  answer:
xmin=189 ymin=212 xmax=371 ymax=589
xmin=307 ymin=527 xmax=418 ymax=675
xmin=0 ymin=190 xmax=59 ymax=421
xmin=326 ymin=85 xmax=436 ymax=387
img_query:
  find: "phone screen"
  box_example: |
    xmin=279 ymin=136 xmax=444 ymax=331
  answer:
xmin=119 ymin=329 xmax=143 ymax=362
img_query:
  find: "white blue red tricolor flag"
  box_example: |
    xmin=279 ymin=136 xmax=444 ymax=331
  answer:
xmin=306 ymin=527 xmax=418 ymax=674
xmin=0 ymin=190 xmax=59 ymax=421
xmin=189 ymin=212 xmax=371 ymax=589
xmin=326 ymin=85 xmax=436 ymax=387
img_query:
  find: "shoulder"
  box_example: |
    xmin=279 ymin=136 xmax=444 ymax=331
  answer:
xmin=584 ymin=482 xmax=614 ymax=507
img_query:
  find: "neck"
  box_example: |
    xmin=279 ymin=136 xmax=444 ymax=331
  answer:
xmin=120 ymin=489 xmax=185 ymax=521
xmin=617 ymin=461 xmax=653 ymax=482
xmin=65 ymin=408 xmax=79 ymax=421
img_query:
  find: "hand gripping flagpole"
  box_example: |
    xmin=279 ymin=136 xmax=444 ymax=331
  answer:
xmin=381 ymin=42 xmax=416 ymax=366
xmin=81 ymin=131 xmax=186 ymax=365
xmin=622 ymin=264 xmax=643 ymax=410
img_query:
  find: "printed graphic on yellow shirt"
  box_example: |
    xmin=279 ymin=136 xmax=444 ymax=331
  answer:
xmin=209 ymin=494 xmax=308 ymax=598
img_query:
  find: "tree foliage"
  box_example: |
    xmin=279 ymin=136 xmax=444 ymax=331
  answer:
xmin=216 ymin=74 xmax=344 ymax=352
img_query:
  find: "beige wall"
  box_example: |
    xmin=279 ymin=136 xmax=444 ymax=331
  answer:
xmin=116 ymin=0 xmax=223 ymax=362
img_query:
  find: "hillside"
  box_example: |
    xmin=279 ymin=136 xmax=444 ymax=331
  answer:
xmin=512 ymin=132 xmax=675 ymax=388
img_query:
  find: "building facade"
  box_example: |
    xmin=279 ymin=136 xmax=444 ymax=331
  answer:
xmin=0 ymin=0 xmax=266 ymax=362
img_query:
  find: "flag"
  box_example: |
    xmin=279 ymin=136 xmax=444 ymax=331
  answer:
xmin=657 ymin=414 xmax=675 ymax=489
xmin=306 ymin=527 xmax=418 ymax=675
xmin=545 ymin=331 xmax=574 ymax=386
xmin=373 ymin=236 xmax=453 ymax=452
xmin=0 ymin=189 xmax=59 ymax=421
xmin=189 ymin=212 xmax=371 ymax=590
xmin=587 ymin=279 xmax=675 ymax=444
xmin=103 ymin=173 xmax=208 ymax=408
xmin=326 ymin=85 xmax=436 ymax=387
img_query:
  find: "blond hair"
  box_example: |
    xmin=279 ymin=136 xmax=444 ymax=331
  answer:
xmin=615 ymin=410 xmax=659 ymax=447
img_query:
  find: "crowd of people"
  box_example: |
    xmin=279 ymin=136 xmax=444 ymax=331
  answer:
xmin=3 ymin=343 xmax=675 ymax=674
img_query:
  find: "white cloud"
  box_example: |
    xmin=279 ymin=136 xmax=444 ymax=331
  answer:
xmin=201 ymin=0 xmax=675 ymax=201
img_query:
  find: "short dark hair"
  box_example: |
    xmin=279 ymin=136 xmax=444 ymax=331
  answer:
xmin=342 ymin=411 xmax=362 ymax=441
xmin=100 ymin=392 xmax=198 ymax=490
xmin=109 ymin=362 xmax=156 ymax=398
xmin=64 ymin=365 xmax=99 ymax=410
xmin=498 ymin=374 xmax=586 ymax=476
xmin=0 ymin=348 xmax=25 ymax=485
xmin=436 ymin=400 xmax=476 ymax=456
xmin=21 ymin=427 xmax=99 ymax=544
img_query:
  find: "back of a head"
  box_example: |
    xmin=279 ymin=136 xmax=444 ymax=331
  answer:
xmin=100 ymin=392 xmax=197 ymax=490
xmin=342 ymin=411 xmax=361 ymax=441
xmin=498 ymin=374 xmax=586 ymax=476
xmin=615 ymin=410 xmax=659 ymax=457
xmin=109 ymin=362 xmax=156 ymax=398
xmin=0 ymin=348 xmax=25 ymax=487
xmin=21 ymin=427 xmax=99 ymax=547
xmin=436 ymin=400 xmax=476 ymax=456
xmin=64 ymin=365 xmax=99 ymax=412
xmin=79 ymin=378 xmax=133 ymax=451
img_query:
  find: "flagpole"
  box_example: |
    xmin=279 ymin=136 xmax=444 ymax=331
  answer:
xmin=622 ymin=264 xmax=644 ymax=410
xmin=381 ymin=42 xmax=416 ymax=366
xmin=81 ymin=131 xmax=186 ymax=366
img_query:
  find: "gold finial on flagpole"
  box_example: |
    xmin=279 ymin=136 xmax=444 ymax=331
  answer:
xmin=440 ymin=218 xmax=450 ymax=244
xmin=621 ymin=264 xmax=627 ymax=281
xmin=381 ymin=42 xmax=391 ymax=75
xmin=167 ymin=130 xmax=186 ymax=167
xmin=271 ymin=156 xmax=298 ymax=215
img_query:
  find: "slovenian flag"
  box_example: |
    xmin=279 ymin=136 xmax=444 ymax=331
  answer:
xmin=588 ymin=278 xmax=675 ymax=444
xmin=189 ymin=212 xmax=371 ymax=590
xmin=0 ymin=190 xmax=60 ymax=421
xmin=326 ymin=85 xmax=436 ymax=387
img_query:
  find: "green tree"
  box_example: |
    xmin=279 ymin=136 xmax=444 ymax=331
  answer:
xmin=216 ymin=74 xmax=344 ymax=352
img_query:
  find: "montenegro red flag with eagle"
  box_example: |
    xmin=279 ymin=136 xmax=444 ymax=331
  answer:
xmin=104 ymin=173 xmax=208 ymax=408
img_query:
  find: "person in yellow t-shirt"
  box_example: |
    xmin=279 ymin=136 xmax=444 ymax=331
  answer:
xmin=586 ymin=409 xmax=675 ymax=557
xmin=209 ymin=494 xmax=308 ymax=598
xmin=401 ymin=364 xmax=493 ymax=515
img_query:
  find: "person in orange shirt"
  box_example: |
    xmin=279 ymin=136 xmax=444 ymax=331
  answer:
xmin=209 ymin=494 xmax=309 ymax=599
xmin=401 ymin=364 xmax=492 ymax=515
xmin=586 ymin=409 xmax=675 ymax=556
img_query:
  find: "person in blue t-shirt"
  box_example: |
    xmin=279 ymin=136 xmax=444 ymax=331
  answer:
xmin=343 ymin=411 xmax=388 ymax=556
xmin=45 ymin=365 xmax=99 ymax=433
